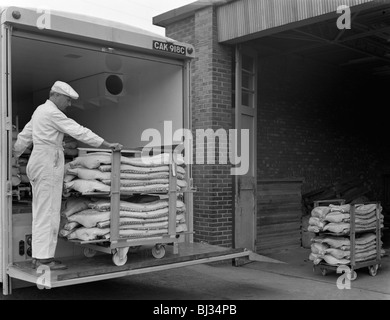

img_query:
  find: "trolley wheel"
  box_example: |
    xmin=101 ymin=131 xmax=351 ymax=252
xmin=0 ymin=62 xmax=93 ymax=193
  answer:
xmin=347 ymin=270 xmax=358 ymax=281
xmin=112 ymin=251 xmax=128 ymax=266
xmin=83 ymin=248 xmax=96 ymax=258
xmin=152 ymin=244 xmax=166 ymax=259
xmin=320 ymin=268 xmax=328 ymax=276
xmin=368 ymin=264 xmax=379 ymax=277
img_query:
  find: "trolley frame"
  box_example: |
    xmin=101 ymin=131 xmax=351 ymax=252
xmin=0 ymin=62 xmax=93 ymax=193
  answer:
xmin=312 ymin=199 xmax=382 ymax=279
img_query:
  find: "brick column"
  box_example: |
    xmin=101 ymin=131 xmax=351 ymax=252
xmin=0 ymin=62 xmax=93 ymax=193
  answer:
xmin=166 ymin=6 xmax=234 ymax=247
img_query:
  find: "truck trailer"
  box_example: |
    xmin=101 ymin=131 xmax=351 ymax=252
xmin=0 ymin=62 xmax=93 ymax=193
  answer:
xmin=0 ymin=6 xmax=253 ymax=295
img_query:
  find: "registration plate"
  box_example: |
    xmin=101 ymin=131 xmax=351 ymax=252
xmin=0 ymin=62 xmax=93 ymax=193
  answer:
xmin=153 ymin=41 xmax=187 ymax=56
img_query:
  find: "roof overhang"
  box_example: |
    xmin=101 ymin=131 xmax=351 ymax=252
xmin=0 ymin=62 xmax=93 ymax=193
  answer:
xmin=154 ymin=0 xmax=383 ymax=44
xmin=243 ymin=2 xmax=390 ymax=79
xmin=216 ymin=0 xmax=382 ymax=43
xmin=153 ymin=0 xmax=235 ymax=28
xmin=154 ymin=0 xmax=390 ymax=78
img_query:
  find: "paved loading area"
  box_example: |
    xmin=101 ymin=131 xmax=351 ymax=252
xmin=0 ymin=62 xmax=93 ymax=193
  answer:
xmin=1 ymin=251 xmax=389 ymax=300
xmin=1 ymin=231 xmax=389 ymax=300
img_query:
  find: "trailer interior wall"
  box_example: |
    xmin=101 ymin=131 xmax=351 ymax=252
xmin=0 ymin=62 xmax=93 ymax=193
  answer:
xmin=6 ymin=33 xmax=187 ymax=270
xmin=256 ymin=42 xmax=390 ymax=205
xmin=11 ymin=35 xmax=184 ymax=148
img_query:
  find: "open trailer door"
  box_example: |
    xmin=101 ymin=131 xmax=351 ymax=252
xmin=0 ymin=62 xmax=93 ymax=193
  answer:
xmin=0 ymin=21 xmax=13 ymax=295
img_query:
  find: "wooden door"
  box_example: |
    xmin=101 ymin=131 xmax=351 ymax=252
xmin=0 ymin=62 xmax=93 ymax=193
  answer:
xmin=234 ymin=45 xmax=257 ymax=251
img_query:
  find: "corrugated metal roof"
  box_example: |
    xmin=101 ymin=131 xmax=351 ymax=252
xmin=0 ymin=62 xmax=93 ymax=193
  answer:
xmin=247 ymin=2 xmax=390 ymax=78
xmin=217 ymin=0 xmax=378 ymax=42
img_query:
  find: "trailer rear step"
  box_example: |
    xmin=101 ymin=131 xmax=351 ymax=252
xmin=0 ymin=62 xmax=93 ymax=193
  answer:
xmin=7 ymin=243 xmax=250 ymax=290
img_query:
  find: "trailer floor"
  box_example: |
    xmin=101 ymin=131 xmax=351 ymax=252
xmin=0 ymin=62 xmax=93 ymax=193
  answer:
xmin=6 ymin=242 xmax=250 ymax=290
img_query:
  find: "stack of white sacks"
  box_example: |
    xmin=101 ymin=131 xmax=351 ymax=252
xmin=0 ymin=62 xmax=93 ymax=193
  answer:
xmin=11 ymin=125 xmax=31 ymax=186
xmin=11 ymin=156 xmax=21 ymax=187
xmin=18 ymin=158 xmax=30 ymax=184
xmin=63 ymin=152 xmax=187 ymax=195
xmin=59 ymin=196 xmax=187 ymax=241
xmin=11 ymin=125 xmax=21 ymax=187
xmin=60 ymin=152 xmax=188 ymax=241
xmin=308 ymin=203 xmax=385 ymax=266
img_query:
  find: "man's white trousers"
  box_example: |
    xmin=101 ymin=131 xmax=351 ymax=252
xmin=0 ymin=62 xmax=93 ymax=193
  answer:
xmin=27 ymin=146 xmax=64 ymax=259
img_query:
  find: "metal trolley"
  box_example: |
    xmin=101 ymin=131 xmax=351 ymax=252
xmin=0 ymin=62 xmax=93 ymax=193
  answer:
xmin=69 ymin=148 xmax=183 ymax=266
xmin=312 ymin=199 xmax=382 ymax=280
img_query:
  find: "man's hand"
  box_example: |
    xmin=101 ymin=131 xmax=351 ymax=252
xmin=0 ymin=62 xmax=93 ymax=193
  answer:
xmin=108 ymin=143 xmax=123 ymax=151
xmin=100 ymin=140 xmax=123 ymax=151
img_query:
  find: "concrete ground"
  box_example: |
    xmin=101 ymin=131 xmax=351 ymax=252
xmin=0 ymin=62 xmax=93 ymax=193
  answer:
xmin=1 ymin=250 xmax=389 ymax=300
xmin=1 ymin=230 xmax=389 ymax=300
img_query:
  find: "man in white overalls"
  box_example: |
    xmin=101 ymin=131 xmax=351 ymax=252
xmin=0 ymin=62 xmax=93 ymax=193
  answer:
xmin=13 ymin=81 xmax=122 ymax=270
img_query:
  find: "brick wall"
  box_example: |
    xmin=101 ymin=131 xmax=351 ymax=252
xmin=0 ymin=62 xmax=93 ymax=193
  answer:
xmin=166 ymin=6 xmax=234 ymax=247
xmin=257 ymin=53 xmax=388 ymax=200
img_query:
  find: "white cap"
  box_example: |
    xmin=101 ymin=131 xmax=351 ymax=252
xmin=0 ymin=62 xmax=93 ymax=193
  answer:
xmin=51 ymin=81 xmax=79 ymax=100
